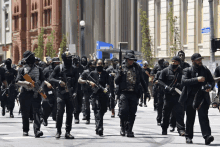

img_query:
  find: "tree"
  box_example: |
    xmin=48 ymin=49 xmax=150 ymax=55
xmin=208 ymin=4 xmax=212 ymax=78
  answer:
xmin=167 ymin=2 xmax=181 ymax=57
xmin=59 ymin=34 xmax=68 ymax=61
xmin=46 ymin=30 xmax=56 ymax=58
xmin=139 ymin=9 xmax=154 ymax=67
xmin=34 ymin=28 xmax=44 ymax=60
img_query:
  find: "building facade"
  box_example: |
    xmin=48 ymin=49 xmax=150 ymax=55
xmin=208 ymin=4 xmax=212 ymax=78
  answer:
xmin=12 ymin=0 xmax=62 ymax=64
xmin=0 ymin=0 xmax=12 ymax=63
xmin=149 ymin=0 xmax=220 ymax=66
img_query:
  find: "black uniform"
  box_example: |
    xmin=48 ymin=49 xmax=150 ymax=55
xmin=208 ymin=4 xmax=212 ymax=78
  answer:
xmin=159 ymin=65 xmax=185 ymax=134
xmin=151 ymin=64 xmax=165 ymax=110
xmin=42 ymin=65 xmax=57 ymax=123
xmin=214 ymin=66 xmax=220 ymax=95
xmin=153 ymin=71 xmax=164 ymax=124
xmin=169 ymin=61 xmax=190 ymax=130
xmin=89 ymin=69 xmax=109 ymax=135
xmin=106 ymin=65 xmax=118 ymax=110
xmin=80 ymin=69 xmax=93 ymax=121
xmin=180 ymin=65 xmax=214 ymax=140
xmin=16 ymin=64 xmax=45 ymax=136
xmin=49 ymin=64 xmax=78 ymax=134
xmin=0 ymin=67 xmax=6 ymax=115
xmin=140 ymin=67 xmax=151 ymax=105
xmin=115 ymin=62 xmax=147 ymax=136
xmin=73 ymin=64 xmax=84 ymax=122
xmin=4 ymin=66 xmax=17 ymax=116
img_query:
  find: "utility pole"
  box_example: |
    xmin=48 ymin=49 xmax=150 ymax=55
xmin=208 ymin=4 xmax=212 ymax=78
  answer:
xmin=209 ymin=0 xmax=215 ymax=62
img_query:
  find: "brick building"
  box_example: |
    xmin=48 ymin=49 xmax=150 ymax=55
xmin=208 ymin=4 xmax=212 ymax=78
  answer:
xmin=12 ymin=0 xmax=62 ymax=64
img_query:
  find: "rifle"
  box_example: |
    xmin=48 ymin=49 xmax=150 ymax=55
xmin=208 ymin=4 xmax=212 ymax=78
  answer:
xmin=87 ymin=73 xmax=114 ymax=100
xmin=2 ymin=78 xmax=16 ymax=97
xmin=158 ymin=80 xmax=182 ymax=95
xmin=23 ymin=74 xmax=47 ymax=99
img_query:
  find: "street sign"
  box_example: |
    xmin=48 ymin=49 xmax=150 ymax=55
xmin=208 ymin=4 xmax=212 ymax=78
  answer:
xmin=69 ymin=44 xmax=76 ymax=54
xmin=96 ymin=41 xmax=113 ymax=59
xmin=201 ymin=27 xmax=210 ymax=34
xmin=2 ymin=45 xmax=9 ymax=51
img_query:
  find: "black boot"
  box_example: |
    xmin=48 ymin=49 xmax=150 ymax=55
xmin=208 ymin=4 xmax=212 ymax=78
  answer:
xmin=170 ymin=127 xmax=175 ymax=132
xmin=23 ymin=131 xmax=29 ymax=136
xmin=120 ymin=119 xmax=126 ymax=136
xmin=127 ymin=117 xmax=135 ymax=137
xmin=97 ymin=128 xmax=103 ymax=136
xmin=162 ymin=128 xmax=167 ymax=135
xmin=85 ymin=119 xmax=90 ymax=124
xmin=42 ymin=118 xmax=48 ymax=126
xmin=2 ymin=107 xmax=5 ymax=116
xmin=10 ymin=111 xmax=14 ymax=118
xmin=55 ymin=131 xmax=61 ymax=139
xmin=74 ymin=113 xmax=79 ymax=124
xmin=65 ymin=132 xmax=75 ymax=139
xmin=35 ymin=131 xmax=43 ymax=138
xmin=205 ymin=135 xmax=214 ymax=145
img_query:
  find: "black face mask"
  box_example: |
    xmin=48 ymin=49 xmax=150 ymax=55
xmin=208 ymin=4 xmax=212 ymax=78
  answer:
xmin=26 ymin=56 xmax=35 ymax=65
xmin=64 ymin=59 xmax=72 ymax=67
xmin=171 ymin=64 xmax=178 ymax=70
xmin=97 ymin=66 xmax=103 ymax=72
xmin=81 ymin=58 xmax=87 ymax=66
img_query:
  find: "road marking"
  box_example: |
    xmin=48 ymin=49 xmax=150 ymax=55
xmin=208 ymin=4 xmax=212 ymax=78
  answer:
xmin=1 ymin=137 xmax=34 ymax=139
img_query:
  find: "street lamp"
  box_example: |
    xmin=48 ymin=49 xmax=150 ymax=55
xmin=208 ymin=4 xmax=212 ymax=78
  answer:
xmin=80 ymin=20 xmax=85 ymax=57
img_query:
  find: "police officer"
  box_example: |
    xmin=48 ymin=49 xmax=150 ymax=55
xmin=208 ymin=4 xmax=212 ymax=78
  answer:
xmin=86 ymin=59 xmax=110 ymax=136
xmin=139 ymin=61 xmax=151 ymax=107
xmin=49 ymin=51 xmax=78 ymax=139
xmin=72 ymin=55 xmax=84 ymax=124
xmin=106 ymin=58 xmax=119 ymax=117
xmin=180 ymin=53 xmax=214 ymax=145
xmin=3 ymin=58 xmax=17 ymax=118
xmin=16 ymin=51 xmax=44 ymax=137
xmin=78 ymin=60 xmax=96 ymax=124
xmin=151 ymin=58 xmax=165 ymax=111
xmin=115 ymin=51 xmax=147 ymax=137
xmin=158 ymin=56 xmax=185 ymax=136
xmin=41 ymin=57 xmax=60 ymax=126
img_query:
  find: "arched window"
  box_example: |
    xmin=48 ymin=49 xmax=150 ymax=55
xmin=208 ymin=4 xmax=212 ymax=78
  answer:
xmin=17 ymin=6 xmax=19 ymax=12
xmin=45 ymin=0 xmax=47 ymax=6
xmin=14 ymin=7 xmax=16 ymax=13
xmin=48 ymin=0 xmax=50 ymax=5
xmin=35 ymin=3 xmax=37 ymax=9
xmin=32 ymin=3 xmax=34 ymax=10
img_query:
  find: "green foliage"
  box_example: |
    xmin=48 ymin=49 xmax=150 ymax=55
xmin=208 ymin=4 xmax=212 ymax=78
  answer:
xmin=167 ymin=2 xmax=181 ymax=57
xmin=46 ymin=30 xmax=56 ymax=58
xmin=139 ymin=9 xmax=154 ymax=67
xmin=34 ymin=28 xmax=44 ymax=60
xmin=59 ymin=34 xmax=68 ymax=61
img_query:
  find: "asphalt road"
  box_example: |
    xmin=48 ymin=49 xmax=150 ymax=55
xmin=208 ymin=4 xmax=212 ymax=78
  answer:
xmin=0 ymin=100 xmax=220 ymax=147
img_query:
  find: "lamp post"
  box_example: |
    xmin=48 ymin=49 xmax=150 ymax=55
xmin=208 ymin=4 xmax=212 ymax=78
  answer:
xmin=80 ymin=20 xmax=85 ymax=57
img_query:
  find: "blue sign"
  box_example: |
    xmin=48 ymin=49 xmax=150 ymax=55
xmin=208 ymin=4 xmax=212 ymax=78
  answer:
xmin=201 ymin=27 xmax=210 ymax=34
xmin=136 ymin=60 xmax=143 ymax=67
xmin=96 ymin=41 xmax=114 ymax=59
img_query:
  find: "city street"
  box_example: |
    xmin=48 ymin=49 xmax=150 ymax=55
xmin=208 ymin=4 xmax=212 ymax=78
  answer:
xmin=0 ymin=100 xmax=220 ymax=147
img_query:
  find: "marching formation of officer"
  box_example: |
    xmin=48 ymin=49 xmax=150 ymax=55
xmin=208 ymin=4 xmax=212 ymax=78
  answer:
xmin=0 ymin=49 xmax=217 ymax=145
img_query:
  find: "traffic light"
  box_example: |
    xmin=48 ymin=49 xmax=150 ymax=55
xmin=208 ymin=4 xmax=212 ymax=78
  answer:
xmin=212 ymin=38 xmax=220 ymax=52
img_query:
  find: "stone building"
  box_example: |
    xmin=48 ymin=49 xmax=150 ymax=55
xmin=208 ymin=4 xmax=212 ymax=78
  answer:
xmin=12 ymin=0 xmax=62 ymax=64
xmin=0 ymin=0 xmax=12 ymax=63
xmin=62 ymin=0 xmax=147 ymax=58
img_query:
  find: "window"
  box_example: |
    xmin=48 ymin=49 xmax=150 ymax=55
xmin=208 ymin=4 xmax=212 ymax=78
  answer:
xmin=32 ymin=4 xmax=34 ymax=10
xmin=198 ymin=0 xmax=203 ymax=43
xmin=5 ymin=12 xmax=9 ymax=29
xmin=17 ymin=6 xmax=19 ymax=12
xmin=14 ymin=7 xmax=16 ymax=13
xmin=45 ymin=10 xmax=48 ymax=26
xmin=49 ymin=9 xmax=51 ymax=25
xmin=156 ymin=0 xmax=161 ymax=46
xmin=48 ymin=0 xmax=50 ymax=5
xmin=36 ymin=13 xmax=38 ymax=28
xmin=35 ymin=3 xmax=37 ymax=9
xmin=15 ymin=16 xmax=19 ymax=31
xmin=182 ymin=0 xmax=188 ymax=44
